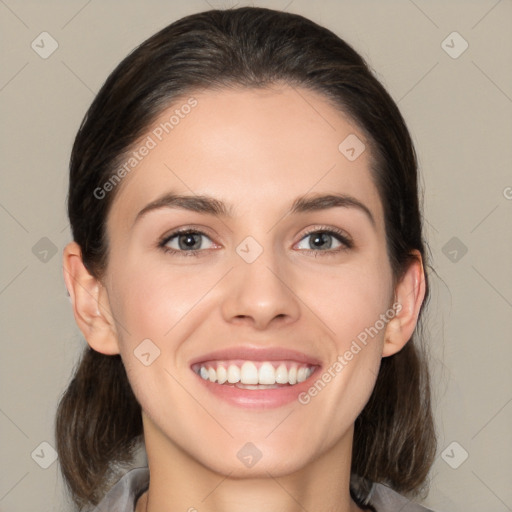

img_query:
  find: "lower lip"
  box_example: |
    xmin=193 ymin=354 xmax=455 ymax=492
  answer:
xmin=193 ymin=368 xmax=320 ymax=409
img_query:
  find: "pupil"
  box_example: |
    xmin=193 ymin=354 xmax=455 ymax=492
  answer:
xmin=312 ymin=232 xmax=331 ymax=250
xmin=180 ymin=233 xmax=200 ymax=250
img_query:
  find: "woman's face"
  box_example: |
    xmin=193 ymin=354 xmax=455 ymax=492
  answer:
xmin=102 ymin=84 xmax=396 ymax=476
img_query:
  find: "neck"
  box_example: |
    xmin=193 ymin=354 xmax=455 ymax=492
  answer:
xmin=136 ymin=416 xmax=362 ymax=512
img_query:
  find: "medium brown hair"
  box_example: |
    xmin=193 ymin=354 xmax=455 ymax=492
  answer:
xmin=56 ymin=6 xmax=436 ymax=510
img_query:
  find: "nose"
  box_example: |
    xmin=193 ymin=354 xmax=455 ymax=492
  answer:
xmin=220 ymin=247 xmax=301 ymax=330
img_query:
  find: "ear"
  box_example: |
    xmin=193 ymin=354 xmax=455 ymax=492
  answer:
xmin=62 ymin=241 xmax=120 ymax=355
xmin=382 ymin=250 xmax=426 ymax=357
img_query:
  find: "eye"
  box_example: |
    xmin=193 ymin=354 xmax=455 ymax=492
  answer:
xmin=157 ymin=226 xmax=353 ymax=258
xmin=295 ymin=228 xmax=353 ymax=255
xmin=158 ymin=229 xmax=215 ymax=256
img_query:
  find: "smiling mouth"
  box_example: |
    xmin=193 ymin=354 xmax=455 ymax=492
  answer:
xmin=192 ymin=360 xmax=317 ymax=388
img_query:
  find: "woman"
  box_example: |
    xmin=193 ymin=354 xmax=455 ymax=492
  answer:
xmin=56 ymin=6 xmax=438 ymax=512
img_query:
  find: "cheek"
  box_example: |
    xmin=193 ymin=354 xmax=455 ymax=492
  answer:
xmin=300 ymin=255 xmax=393 ymax=349
xmin=109 ymin=260 xmax=211 ymax=344
xmin=106 ymin=262 xmax=210 ymax=416
xmin=295 ymin=255 xmax=392 ymax=407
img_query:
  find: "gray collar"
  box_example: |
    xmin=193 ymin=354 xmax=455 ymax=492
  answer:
xmin=94 ymin=467 xmax=435 ymax=512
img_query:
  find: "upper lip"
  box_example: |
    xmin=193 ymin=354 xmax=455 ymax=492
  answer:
xmin=189 ymin=345 xmax=322 ymax=367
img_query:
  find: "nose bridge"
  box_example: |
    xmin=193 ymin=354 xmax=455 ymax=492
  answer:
xmin=220 ymin=234 xmax=301 ymax=328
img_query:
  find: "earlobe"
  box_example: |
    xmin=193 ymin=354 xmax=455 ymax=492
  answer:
xmin=382 ymin=250 xmax=426 ymax=357
xmin=62 ymin=241 xmax=120 ymax=355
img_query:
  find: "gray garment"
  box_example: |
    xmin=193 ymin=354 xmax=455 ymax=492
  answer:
xmin=93 ymin=467 xmax=435 ymax=512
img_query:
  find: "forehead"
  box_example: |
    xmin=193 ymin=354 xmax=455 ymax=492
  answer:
xmin=107 ymin=85 xmax=384 ymax=233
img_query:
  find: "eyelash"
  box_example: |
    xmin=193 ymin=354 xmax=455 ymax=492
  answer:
xmin=157 ymin=226 xmax=354 ymax=258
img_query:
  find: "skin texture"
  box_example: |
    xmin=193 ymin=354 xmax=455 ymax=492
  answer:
xmin=63 ymin=85 xmax=425 ymax=512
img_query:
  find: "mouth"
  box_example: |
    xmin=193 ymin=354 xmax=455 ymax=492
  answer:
xmin=192 ymin=360 xmax=316 ymax=388
xmin=190 ymin=347 xmax=321 ymax=408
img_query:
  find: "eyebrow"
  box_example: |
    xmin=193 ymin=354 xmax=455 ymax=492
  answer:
xmin=133 ymin=191 xmax=376 ymax=229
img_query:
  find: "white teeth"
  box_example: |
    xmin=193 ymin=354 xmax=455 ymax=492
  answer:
xmin=197 ymin=361 xmax=315 ymax=386
xmin=227 ymin=364 xmax=240 ymax=383
xmin=258 ymin=362 xmax=276 ymax=385
xmin=275 ymin=363 xmax=288 ymax=384
xmin=216 ymin=365 xmax=227 ymax=384
xmin=236 ymin=383 xmax=280 ymax=390
xmin=240 ymin=361 xmax=259 ymax=384
xmin=297 ymin=367 xmax=308 ymax=383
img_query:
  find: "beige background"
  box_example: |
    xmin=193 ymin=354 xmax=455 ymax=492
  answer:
xmin=1 ymin=0 xmax=511 ymax=511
